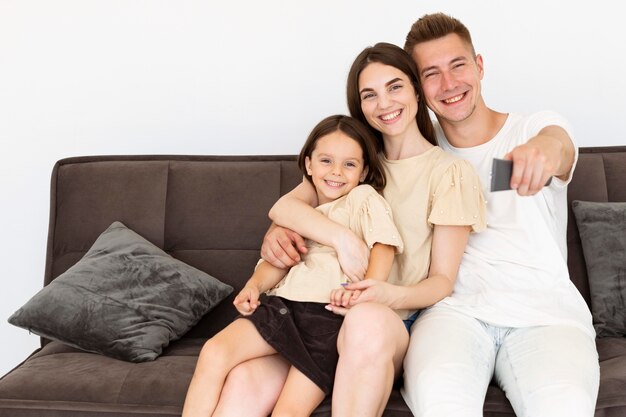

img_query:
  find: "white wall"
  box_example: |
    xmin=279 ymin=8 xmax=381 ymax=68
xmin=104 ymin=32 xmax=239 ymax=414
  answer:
xmin=0 ymin=0 xmax=623 ymax=376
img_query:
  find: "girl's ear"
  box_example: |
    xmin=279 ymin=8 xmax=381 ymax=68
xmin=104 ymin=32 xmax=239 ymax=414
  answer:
xmin=305 ymin=156 xmax=312 ymax=176
xmin=359 ymin=166 xmax=369 ymax=183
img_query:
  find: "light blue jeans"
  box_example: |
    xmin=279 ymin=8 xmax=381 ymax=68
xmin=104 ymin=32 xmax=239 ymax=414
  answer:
xmin=401 ymin=306 xmax=599 ymax=417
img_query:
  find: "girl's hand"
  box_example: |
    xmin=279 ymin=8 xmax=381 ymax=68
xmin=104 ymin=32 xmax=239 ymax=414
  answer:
xmin=329 ymin=287 xmax=362 ymax=307
xmin=233 ymin=285 xmax=261 ymax=316
xmin=334 ymin=229 xmax=369 ymax=282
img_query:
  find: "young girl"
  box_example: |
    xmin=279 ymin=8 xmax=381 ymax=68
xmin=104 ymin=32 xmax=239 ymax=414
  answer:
xmin=182 ymin=114 xmax=403 ymax=417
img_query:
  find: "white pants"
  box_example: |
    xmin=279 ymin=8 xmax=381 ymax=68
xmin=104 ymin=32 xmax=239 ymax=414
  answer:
xmin=401 ymin=306 xmax=599 ymax=417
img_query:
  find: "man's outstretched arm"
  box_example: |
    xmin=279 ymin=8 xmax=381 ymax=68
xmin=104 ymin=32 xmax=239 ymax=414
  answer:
xmin=505 ymin=125 xmax=575 ymax=196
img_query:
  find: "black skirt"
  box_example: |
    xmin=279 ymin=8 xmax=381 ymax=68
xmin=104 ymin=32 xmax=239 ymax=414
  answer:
xmin=242 ymin=294 xmax=344 ymax=394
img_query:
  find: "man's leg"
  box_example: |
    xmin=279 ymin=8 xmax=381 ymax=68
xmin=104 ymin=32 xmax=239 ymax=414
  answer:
xmin=402 ymin=306 xmax=496 ymax=417
xmin=495 ymin=325 xmax=599 ymax=417
xmin=332 ymin=303 xmax=410 ymax=417
xmin=213 ymin=354 xmax=290 ymax=417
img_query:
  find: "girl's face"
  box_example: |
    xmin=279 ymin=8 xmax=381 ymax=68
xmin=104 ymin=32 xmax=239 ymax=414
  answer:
xmin=358 ymin=62 xmax=419 ymax=139
xmin=305 ymin=131 xmax=368 ymax=205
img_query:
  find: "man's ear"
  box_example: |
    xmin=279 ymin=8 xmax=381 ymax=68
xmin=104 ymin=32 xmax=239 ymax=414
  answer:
xmin=475 ymin=53 xmax=484 ymax=80
xmin=360 ymin=166 xmax=369 ymax=182
xmin=305 ymin=156 xmax=312 ymax=175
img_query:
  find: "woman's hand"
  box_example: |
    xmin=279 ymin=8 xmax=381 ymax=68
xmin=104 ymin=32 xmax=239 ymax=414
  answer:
xmin=261 ymin=225 xmax=308 ymax=269
xmin=325 ymin=280 xmax=402 ymax=316
xmin=233 ymin=285 xmax=262 ymax=316
xmin=334 ymin=229 xmax=369 ymax=282
xmin=343 ymin=279 xmax=401 ymax=309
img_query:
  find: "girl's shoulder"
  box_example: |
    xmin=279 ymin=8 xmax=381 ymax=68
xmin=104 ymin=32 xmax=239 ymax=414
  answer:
xmin=345 ymin=184 xmax=389 ymax=208
xmin=346 ymin=184 xmax=381 ymax=200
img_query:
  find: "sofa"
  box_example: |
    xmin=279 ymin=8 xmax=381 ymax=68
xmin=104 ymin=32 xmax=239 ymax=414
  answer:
xmin=0 ymin=146 xmax=624 ymax=417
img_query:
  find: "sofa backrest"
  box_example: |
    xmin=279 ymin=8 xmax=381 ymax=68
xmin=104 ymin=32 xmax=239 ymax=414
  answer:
xmin=43 ymin=147 xmax=626 ymax=341
xmin=45 ymin=155 xmax=301 ymax=339
xmin=567 ymin=146 xmax=626 ymax=307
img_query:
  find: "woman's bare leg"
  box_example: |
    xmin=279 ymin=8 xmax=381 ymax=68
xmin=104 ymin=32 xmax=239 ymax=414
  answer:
xmin=332 ymin=303 xmax=409 ymax=417
xmin=272 ymin=366 xmax=326 ymax=417
xmin=213 ymin=355 xmax=290 ymax=417
xmin=182 ymin=319 xmax=278 ymax=417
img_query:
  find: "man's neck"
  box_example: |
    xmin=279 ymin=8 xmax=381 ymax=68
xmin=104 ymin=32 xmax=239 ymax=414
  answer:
xmin=439 ymin=103 xmax=508 ymax=148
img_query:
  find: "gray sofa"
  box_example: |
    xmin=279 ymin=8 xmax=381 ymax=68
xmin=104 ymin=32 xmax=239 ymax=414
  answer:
xmin=0 ymin=146 xmax=625 ymax=416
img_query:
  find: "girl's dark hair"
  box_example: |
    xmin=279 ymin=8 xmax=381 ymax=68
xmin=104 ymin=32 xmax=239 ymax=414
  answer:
xmin=298 ymin=114 xmax=386 ymax=192
xmin=346 ymin=42 xmax=436 ymax=148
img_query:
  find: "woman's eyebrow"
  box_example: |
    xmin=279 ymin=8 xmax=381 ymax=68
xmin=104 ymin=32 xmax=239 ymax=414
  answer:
xmin=385 ymin=77 xmax=402 ymax=86
xmin=360 ymin=77 xmax=403 ymax=94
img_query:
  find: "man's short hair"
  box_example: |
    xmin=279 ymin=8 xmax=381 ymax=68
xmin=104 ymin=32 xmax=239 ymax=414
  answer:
xmin=404 ymin=12 xmax=475 ymax=56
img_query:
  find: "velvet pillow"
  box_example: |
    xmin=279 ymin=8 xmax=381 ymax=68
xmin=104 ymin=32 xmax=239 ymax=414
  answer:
xmin=9 ymin=221 xmax=233 ymax=362
xmin=572 ymin=201 xmax=626 ymax=337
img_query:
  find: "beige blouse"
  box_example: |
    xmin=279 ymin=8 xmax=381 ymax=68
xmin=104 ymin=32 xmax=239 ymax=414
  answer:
xmin=383 ymin=146 xmax=486 ymax=319
xmin=267 ymin=184 xmax=403 ymax=303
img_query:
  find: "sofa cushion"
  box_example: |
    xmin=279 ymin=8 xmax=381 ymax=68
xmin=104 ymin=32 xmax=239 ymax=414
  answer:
xmin=572 ymin=201 xmax=626 ymax=337
xmin=8 ymin=221 xmax=233 ymax=362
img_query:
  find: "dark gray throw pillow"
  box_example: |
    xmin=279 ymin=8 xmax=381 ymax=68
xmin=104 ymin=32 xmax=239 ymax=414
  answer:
xmin=9 ymin=221 xmax=233 ymax=362
xmin=572 ymin=200 xmax=626 ymax=337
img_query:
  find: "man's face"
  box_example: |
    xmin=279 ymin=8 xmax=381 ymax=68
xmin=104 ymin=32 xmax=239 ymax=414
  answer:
xmin=410 ymin=33 xmax=484 ymax=125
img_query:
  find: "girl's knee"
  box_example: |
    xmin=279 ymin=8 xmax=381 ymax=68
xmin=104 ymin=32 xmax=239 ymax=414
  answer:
xmin=222 ymin=360 xmax=255 ymax=387
xmin=195 ymin=338 xmax=231 ymax=374
xmin=225 ymin=355 xmax=290 ymax=397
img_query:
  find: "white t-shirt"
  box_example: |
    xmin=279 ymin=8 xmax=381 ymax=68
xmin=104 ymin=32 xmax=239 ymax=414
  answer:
xmin=435 ymin=111 xmax=595 ymax=338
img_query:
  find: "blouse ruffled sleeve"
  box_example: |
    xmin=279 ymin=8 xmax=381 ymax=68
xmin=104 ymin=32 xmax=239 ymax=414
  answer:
xmin=428 ymin=160 xmax=487 ymax=233
xmin=349 ymin=185 xmax=404 ymax=254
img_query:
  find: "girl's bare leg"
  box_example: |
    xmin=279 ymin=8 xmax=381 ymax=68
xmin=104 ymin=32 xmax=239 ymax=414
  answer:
xmin=332 ymin=303 xmax=409 ymax=417
xmin=182 ymin=319 xmax=278 ymax=417
xmin=213 ymin=354 xmax=290 ymax=417
xmin=272 ymin=366 xmax=326 ymax=417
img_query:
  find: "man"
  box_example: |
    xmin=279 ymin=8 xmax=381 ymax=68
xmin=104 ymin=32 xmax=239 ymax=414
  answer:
xmin=398 ymin=13 xmax=598 ymax=416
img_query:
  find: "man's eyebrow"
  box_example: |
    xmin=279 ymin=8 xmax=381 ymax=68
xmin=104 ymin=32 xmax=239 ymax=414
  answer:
xmin=451 ymin=56 xmax=467 ymax=65
xmin=420 ymin=56 xmax=467 ymax=75
xmin=420 ymin=65 xmax=437 ymax=75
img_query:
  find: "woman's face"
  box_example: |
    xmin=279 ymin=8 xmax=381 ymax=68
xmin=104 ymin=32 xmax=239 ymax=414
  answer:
xmin=358 ymin=62 xmax=418 ymax=139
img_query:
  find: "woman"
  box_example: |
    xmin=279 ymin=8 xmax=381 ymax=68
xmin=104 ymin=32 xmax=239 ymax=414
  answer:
xmin=214 ymin=43 xmax=486 ymax=416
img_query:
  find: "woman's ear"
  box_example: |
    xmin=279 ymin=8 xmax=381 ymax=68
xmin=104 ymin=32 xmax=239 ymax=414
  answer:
xmin=305 ymin=156 xmax=312 ymax=176
xmin=359 ymin=166 xmax=369 ymax=182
